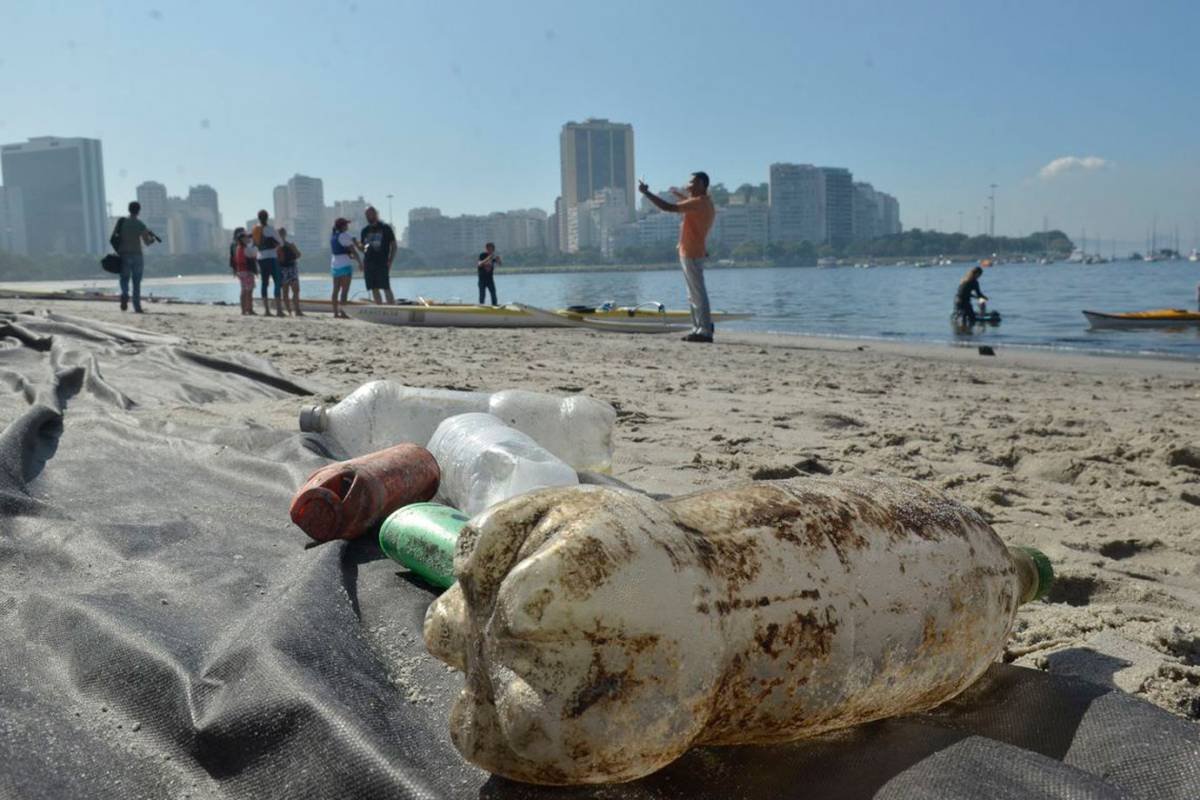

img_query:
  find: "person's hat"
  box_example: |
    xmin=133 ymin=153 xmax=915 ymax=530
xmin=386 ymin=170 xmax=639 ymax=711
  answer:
xmin=334 ymin=217 xmax=351 ymax=228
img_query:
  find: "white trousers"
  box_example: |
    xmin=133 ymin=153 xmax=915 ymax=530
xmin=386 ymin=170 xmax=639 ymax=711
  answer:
xmin=680 ymin=256 xmax=713 ymax=335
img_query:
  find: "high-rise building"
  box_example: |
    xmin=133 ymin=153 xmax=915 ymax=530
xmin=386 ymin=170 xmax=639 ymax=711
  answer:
xmin=327 ymin=196 xmax=370 ymax=236
xmin=769 ymin=163 xmax=825 ymax=245
xmin=0 ymin=136 xmax=107 ymax=255
xmin=852 ymin=182 xmax=879 ymax=243
xmin=821 ymin=167 xmax=854 ymax=248
xmin=136 ymin=181 xmax=169 ymax=242
xmin=566 ymin=187 xmax=629 ymax=256
xmin=405 ymin=206 xmax=550 ymax=264
xmin=877 ymin=192 xmax=901 ymax=235
xmin=0 ymin=186 xmax=28 ymax=255
xmin=546 ymin=197 xmax=562 ymax=254
xmin=559 ymin=119 xmax=635 ymax=252
xmin=286 ymin=174 xmax=325 ymax=256
xmin=272 ymin=185 xmax=290 ymax=231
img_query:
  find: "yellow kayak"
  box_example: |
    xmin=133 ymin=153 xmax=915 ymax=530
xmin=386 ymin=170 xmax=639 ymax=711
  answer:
xmin=1083 ymin=309 xmax=1200 ymax=329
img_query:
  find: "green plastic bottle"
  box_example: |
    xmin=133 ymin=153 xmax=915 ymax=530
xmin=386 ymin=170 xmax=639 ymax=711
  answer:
xmin=379 ymin=502 xmax=469 ymax=589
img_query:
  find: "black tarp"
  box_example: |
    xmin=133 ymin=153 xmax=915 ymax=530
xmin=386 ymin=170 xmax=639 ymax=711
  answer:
xmin=1 ymin=309 xmax=1197 ymax=800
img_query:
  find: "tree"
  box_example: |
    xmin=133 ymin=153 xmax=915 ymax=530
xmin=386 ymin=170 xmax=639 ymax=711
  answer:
xmin=709 ymin=183 xmax=731 ymax=206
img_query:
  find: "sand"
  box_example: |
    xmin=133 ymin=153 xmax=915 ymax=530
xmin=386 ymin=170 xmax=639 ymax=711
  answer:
xmin=5 ymin=296 xmax=1198 ymax=721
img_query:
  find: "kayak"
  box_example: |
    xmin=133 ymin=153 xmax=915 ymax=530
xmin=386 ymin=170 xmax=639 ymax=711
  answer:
xmin=344 ymin=301 xmax=751 ymax=331
xmin=1083 ymin=309 xmax=1200 ymax=329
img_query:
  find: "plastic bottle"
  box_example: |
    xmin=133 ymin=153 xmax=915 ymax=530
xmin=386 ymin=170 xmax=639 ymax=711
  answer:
xmin=289 ymin=443 xmax=440 ymax=542
xmin=299 ymin=381 xmax=489 ymax=456
xmin=488 ymin=389 xmax=616 ymax=473
xmin=426 ymin=413 xmax=578 ymax=517
xmin=378 ymin=502 xmax=468 ymax=590
xmin=299 ymin=381 xmax=616 ymax=471
xmin=422 ymin=477 xmax=1054 ymax=785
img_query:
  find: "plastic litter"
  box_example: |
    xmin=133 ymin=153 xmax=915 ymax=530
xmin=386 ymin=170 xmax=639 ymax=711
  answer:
xmin=299 ymin=380 xmax=615 ymax=471
xmin=378 ymin=502 xmax=468 ymax=590
xmin=289 ymin=443 xmax=439 ymax=542
xmin=426 ymin=413 xmax=578 ymax=517
xmin=423 ymin=477 xmax=1054 ymax=785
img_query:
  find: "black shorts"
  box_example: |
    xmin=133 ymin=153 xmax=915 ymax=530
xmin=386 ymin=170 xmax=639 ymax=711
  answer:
xmin=364 ymin=261 xmax=391 ymax=291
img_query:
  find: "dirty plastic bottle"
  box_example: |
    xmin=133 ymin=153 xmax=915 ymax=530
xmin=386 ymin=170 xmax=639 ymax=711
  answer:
xmin=427 ymin=413 xmax=578 ymax=517
xmin=299 ymin=381 xmax=490 ymax=456
xmin=299 ymin=381 xmax=616 ymax=471
xmin=289 ymin=443 xmax=440 ymax=542
xmin=488 ymin=389 xmax=616 ymax=473
xmin=422 ymin=478 xmax=1055 ymax=785
xmin=379 ymin=502 xmax=469 ymax=589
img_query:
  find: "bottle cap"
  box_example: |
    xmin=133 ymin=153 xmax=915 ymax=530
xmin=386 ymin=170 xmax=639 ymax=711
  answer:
xmin=1014 ymin=546 xmax=1054 ymax=603
xmin=299 ymin=405 xmax=327 ymax=433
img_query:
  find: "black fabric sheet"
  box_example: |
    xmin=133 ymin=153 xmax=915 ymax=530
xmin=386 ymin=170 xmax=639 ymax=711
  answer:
xmin=1 ymin=309 xmax=1197 ymax=800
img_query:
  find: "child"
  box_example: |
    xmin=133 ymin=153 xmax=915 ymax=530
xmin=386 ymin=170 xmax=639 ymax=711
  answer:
xmin=229 ymin=228 xmax=257 ymax=315
xmin=276 ymin=227 xmax=303 ymax=316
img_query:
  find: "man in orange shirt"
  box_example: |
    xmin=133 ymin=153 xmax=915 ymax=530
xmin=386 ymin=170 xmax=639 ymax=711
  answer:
xmin=638 ymin=171 xmax=717 ymax=342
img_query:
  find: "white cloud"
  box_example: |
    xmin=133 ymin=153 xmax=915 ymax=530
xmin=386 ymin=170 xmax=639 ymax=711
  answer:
xmin=1038 ymin=156 xmax=1110 ymax=180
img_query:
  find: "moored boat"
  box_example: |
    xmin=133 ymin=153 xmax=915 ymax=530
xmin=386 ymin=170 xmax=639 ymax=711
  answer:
xmin=1083 ymin=309 xmax=1200 ymax=329
xmin=343 ymin=301 xmax=751 ymax=331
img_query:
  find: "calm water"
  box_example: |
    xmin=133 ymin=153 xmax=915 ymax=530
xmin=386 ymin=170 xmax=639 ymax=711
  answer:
xmin=21 ymin=260 xmax=1200 ymax=359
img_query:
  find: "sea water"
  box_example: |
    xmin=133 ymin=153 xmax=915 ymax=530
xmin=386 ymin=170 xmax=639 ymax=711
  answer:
xmin=9 ymin=260 xmax=1200 ymax=359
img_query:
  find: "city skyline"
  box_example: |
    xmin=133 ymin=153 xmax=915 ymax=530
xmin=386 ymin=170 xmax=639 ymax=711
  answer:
xmin=1 ymin=1 xmax=1195 ymax=247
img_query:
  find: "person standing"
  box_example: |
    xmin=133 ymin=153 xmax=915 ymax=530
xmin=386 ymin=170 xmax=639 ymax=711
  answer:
xmin=359 ymin=206 xmax=397 ymax=305
xmin=252 ymin=209 xmax=283 ymax=317
xmin=276 ymin=227 xmax=303 ymax=316
xmin=229 ymin=228 xmax=257 ymax=315
xmin=477 ymin=242 xmax=500 ymax=306
xmin=329 ymin=217 xmax=360 ymax=319
xmin=638 ymin=172 xmax=717 ymax=342
xmin=110 ymin=201 xmax=161 ymax=313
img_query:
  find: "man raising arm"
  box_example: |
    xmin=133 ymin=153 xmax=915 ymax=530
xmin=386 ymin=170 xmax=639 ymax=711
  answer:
xmin=639 ymin=171 xmax=717 ymax=342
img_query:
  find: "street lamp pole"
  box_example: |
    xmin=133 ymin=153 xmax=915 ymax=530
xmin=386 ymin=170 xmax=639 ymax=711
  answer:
xmin=386 ymin=194 xmax=394 ymax=223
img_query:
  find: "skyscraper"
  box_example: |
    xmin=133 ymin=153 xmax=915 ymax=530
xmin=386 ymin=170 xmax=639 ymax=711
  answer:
xmin=821 ymin=167 xmax=854 ymax=248
xmin=852 ymin=182 xmax=879 ymax=243
xmin=187 ymin=185 xmax=220 ymax=230
xmin=769 ymin=163 xmax=825 ymax=245
xmin=286 ymin=174 xmax=325 ymax=256
xmin=0 ymin=136 xmax=107 ymax=255
xmin=273 ymin=185 xmax=290 ymax=231
xmin=136 ymin=181 xmax=169 ymax=241
xmin=559 ymin=119 xmax=635 ymax=252
xmin=0 ymin=186 xmax=28 ymax=255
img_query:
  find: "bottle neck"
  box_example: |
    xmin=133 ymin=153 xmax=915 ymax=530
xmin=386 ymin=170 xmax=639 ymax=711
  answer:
xmin=1009 ymin=546 xmax=1054 ymax=605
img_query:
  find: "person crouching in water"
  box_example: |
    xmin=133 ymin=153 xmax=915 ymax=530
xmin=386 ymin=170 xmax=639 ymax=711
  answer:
xmin=955 ymin=265 xmax=988 ymax=327
xmin=276 ymin=227 xmax=303 ymax=316
xmin=230 ymin=228 xmax=257 ymax=315
xmin=329 ymin=217 xmax=360 ymax=319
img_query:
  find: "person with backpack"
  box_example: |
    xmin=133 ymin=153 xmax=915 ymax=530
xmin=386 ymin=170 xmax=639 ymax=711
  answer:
xmin=109 ymin=201 xmax=161 ymax=313
xmin=252 ymin=209 xmax=283 ymax=317
xmin=276 ymin=227 xmax=303 ymax=316
xmin=229 ymin=228 xmax=257 ymax=315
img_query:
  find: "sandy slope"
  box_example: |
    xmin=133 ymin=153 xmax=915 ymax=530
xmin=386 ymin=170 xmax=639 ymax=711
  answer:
xmin=7 ymin=297 xmax=1198 ymax=720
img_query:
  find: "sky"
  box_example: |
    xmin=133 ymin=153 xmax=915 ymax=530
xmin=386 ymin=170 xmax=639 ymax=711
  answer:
xmin=3 ymin=0 xmax=1198 ymax=249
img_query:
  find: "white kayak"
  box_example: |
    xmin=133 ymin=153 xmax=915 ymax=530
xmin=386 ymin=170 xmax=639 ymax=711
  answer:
xmin=1083 ymin=309 xmax=1200 ymax=329
xmin=344 ymin=301 xmax=751 ymax=332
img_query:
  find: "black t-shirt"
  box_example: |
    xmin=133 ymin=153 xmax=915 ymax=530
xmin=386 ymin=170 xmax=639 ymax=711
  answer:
xmin=360 ymin=223 xmax=395 ymax=266
xmin=478 ymin=252 xmax=498 ymax=273
xmin=956 ymin=278 xmax=982 ymax=305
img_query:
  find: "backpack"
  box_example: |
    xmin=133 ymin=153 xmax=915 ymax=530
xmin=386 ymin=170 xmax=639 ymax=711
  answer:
xmin=109 ymin=217 xmax=125 ymax=252
xmin=255 ymin=224 xmax=280 ymax=252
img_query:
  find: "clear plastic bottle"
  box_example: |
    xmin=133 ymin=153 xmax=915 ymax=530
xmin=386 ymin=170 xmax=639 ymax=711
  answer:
xmin=299 ymin=381 xmax=616 ymax=472
xmin=488 ymin=389 xmax=616 ymax=473
xmin=426 ymin=413 xmax=578 ymax=516
xmin=299 ymin=381 xmax=489 ymax=457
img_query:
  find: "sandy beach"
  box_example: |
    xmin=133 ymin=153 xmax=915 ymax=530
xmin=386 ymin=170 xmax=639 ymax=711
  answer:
xmin=5 ymin=295 xmax=1198 ymax=722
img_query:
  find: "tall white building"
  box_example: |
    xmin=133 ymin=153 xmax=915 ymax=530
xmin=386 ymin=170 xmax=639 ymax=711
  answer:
xmin=566 ymin=187 xmax=629 ymax=256
xmin=878 ymin=192 xmax=901 ymax=235
xmin=769 ymin=163 xmax=825 ymax=245
xmin=286 ymin=174 xmax=325 ymax=256
xmin=327 ymin=196 xmax=370 ymax=236
xmin=0 ymin=186 xmax=28 ymax=255
xmin=272 ymin=185 xmax=290 ymax=231
xmin=559 ymin=119 xmax=635 ymax=252
xmin=852 ymin=182 xmax=880 ymax=242
xmin=0 ymin=136 xmax=107 ymax=255
xmin=135 ymin=181 xmax=169 ymax=241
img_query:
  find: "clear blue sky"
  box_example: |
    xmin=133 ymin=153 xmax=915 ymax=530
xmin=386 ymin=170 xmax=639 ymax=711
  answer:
xmin=4 ymin=0 xmax=1198 ymax=248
